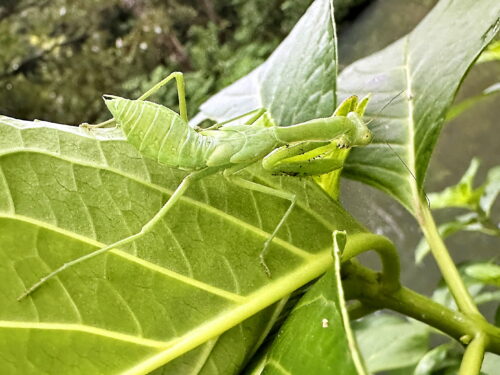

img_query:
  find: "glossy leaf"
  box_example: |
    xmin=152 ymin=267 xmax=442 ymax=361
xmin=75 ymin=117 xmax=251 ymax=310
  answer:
xmin=193 ymin=0 xmax=337 ymax=127
xmin=338 ymin=0 xmax=500 ymax=213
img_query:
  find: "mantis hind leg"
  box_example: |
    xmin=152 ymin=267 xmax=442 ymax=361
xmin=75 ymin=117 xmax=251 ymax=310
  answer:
xmin=137 ymin=72 xmax=188 ymax=122
xmin=17 ymin=167 xmax=218 ymax=301
xmin=81 ymin=72 xmax=188 ymax=129
xmin=224 ymin=168 xmax=296 ymax=277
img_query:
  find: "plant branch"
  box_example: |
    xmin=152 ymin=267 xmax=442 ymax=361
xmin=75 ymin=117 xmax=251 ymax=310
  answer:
xmin=415 ymin=198 xmax=481 ymax=316
xmin=459 ymin=332 xmax=488 ymax=375
xmin=342 ymin=232 xmax=400 ymax=292
xmin=342 ymin=262 xmax=500 ymax=355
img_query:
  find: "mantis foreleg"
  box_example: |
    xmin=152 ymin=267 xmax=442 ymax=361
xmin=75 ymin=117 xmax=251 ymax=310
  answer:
xmin=223 ymin=169 xmax=296 ymax=277
xmin=17 ymin=166 xmax=221 ymax=300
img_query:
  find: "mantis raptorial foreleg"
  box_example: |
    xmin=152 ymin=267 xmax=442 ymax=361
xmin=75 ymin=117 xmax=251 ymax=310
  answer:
xmin=223 ymin=167 xmax=296 ymax=277
xmin=17 ymin=166 xmax=221 ymax=300
xmin=81 ymin=72 xmax=187 ymax=129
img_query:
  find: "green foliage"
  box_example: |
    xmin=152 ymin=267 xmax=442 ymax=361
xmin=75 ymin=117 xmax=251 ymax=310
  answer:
xmin=337 ymin=0 xmax=499 ymax=213
xmin=0 ymin=2 xmax=369 ymax=373
xmin=0 ymin=0 xmax=499 ymax=374
xmin=415 ymin=159 xmax=500 ymax=263
xmin=352 ymin=314 xmax=429 ymax=373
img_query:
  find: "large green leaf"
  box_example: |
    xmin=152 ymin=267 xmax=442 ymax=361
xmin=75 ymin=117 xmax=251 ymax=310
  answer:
xmin=0 ymin=115 xmax=366 ymax=374
xmin=194 ymin=0 xmax=337 ymax=126
xmin=337 ymin=0 xmax=500 ymax=213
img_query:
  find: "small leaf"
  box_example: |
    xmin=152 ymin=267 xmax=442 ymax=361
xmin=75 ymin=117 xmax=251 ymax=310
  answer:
xmin=413 ymin=342 xmax=462 ymax=375
xmin=477 ymin=40 xmax=500 ymax=64
xmin=445 ymin=83 xmax=500 ymax=122
xmin=414 ymin=212 xmax=499 ymax=264
xmin=428 ymin=158 xmax=482 ymax=211
xmin=415 ymin=160 xmax=500 ymax=263
xmin=432 ymin=262 xmax=500 ymax=310
xmin=352 ymin=313 xmax=429 ymax=373
xmin=480 ymin=165 xmax=500 ymax=215
xmin=464 ymin=263 xmax=500 ymax=287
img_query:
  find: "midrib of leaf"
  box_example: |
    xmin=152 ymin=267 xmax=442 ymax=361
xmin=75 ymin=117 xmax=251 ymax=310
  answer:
xmin=402 ymin=36 xmax=420 ymax=212
xmin=120 ymin=250 xmax=333 ymax=375
xmin=340 ymin=0 xmax=500 ymax=214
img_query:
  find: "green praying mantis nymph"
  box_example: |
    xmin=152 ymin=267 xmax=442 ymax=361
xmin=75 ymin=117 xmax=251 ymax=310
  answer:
xmin=17 ymin=72 xmax=372 ymax=300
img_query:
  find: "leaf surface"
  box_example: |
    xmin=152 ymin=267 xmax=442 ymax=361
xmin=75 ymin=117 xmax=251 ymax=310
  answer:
xmin=0 ymin=115 xmax=366 ymax=374
xmin=337 ymin=0 xmax=500 ymax=213
xmin=352 ymin=313 xmax=429 ymax=373
xmin=194 ymin=0 xmax=337 ymax=126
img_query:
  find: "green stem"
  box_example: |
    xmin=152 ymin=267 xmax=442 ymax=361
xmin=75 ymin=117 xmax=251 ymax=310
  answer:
xmin=416 ymin=199 xmax=481 ymax=316
xmin=459 ymin=333 xmax=488 ymax=375
xmin=342 ymin=232 xmax=400 ymax=292
xmin=347 ymin=301 xmax=377 ymax=320
xmin=343 ymin=263 xmax=500 ymax=354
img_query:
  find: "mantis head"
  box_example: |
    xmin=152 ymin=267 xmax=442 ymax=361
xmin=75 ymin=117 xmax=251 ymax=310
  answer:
xmin=334 ymin=94 xmax=373 ymax=146
xmin=347 ymin=111 xmax=373 ymax=146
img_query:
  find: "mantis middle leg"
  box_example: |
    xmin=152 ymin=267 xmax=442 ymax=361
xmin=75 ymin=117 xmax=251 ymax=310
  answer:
xmin=17 ymin=166 xmax=221 ymax=300
xmin=223 ymin=167 xmax=297 ymax=277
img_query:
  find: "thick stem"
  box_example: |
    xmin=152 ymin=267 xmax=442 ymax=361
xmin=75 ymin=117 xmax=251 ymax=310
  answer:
xmin=347 ymin=301 xmax=377 ymax=320
xmin=459 ymin=333 xmax=488 ymax=375
xmin=416 ymin=199 xmax=480 ymax=316
xmin=342 ymin=232 xmax=400 ymax=292
xmin=343 ymin=263 xmax=500 ymax=355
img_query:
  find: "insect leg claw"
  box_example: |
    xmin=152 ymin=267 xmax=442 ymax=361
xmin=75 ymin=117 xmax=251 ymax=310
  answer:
xmin=259 ymin=252 xmax=272 ymax=278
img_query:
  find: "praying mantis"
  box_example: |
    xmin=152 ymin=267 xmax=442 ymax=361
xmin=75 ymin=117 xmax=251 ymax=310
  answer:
xmin=17 ymin=72 xmax=373 ymax=300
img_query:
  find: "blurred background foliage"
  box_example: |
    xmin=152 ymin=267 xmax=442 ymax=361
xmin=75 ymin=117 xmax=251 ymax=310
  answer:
xmin=0 ymin=0 xmax=369 ymax=125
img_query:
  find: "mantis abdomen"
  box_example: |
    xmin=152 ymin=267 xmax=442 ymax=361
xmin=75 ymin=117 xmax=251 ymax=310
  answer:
xmin=107 ymin=97 xmax=214 ymax=170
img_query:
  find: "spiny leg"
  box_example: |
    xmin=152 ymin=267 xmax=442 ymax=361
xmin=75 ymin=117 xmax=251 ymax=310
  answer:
xmin=224 ymin=169 xmax=296 ymax=277
xmin=81 ymin=71 xmax=188 ymax=129
xmin=17 ymin=167 xmax=218 ymax=301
